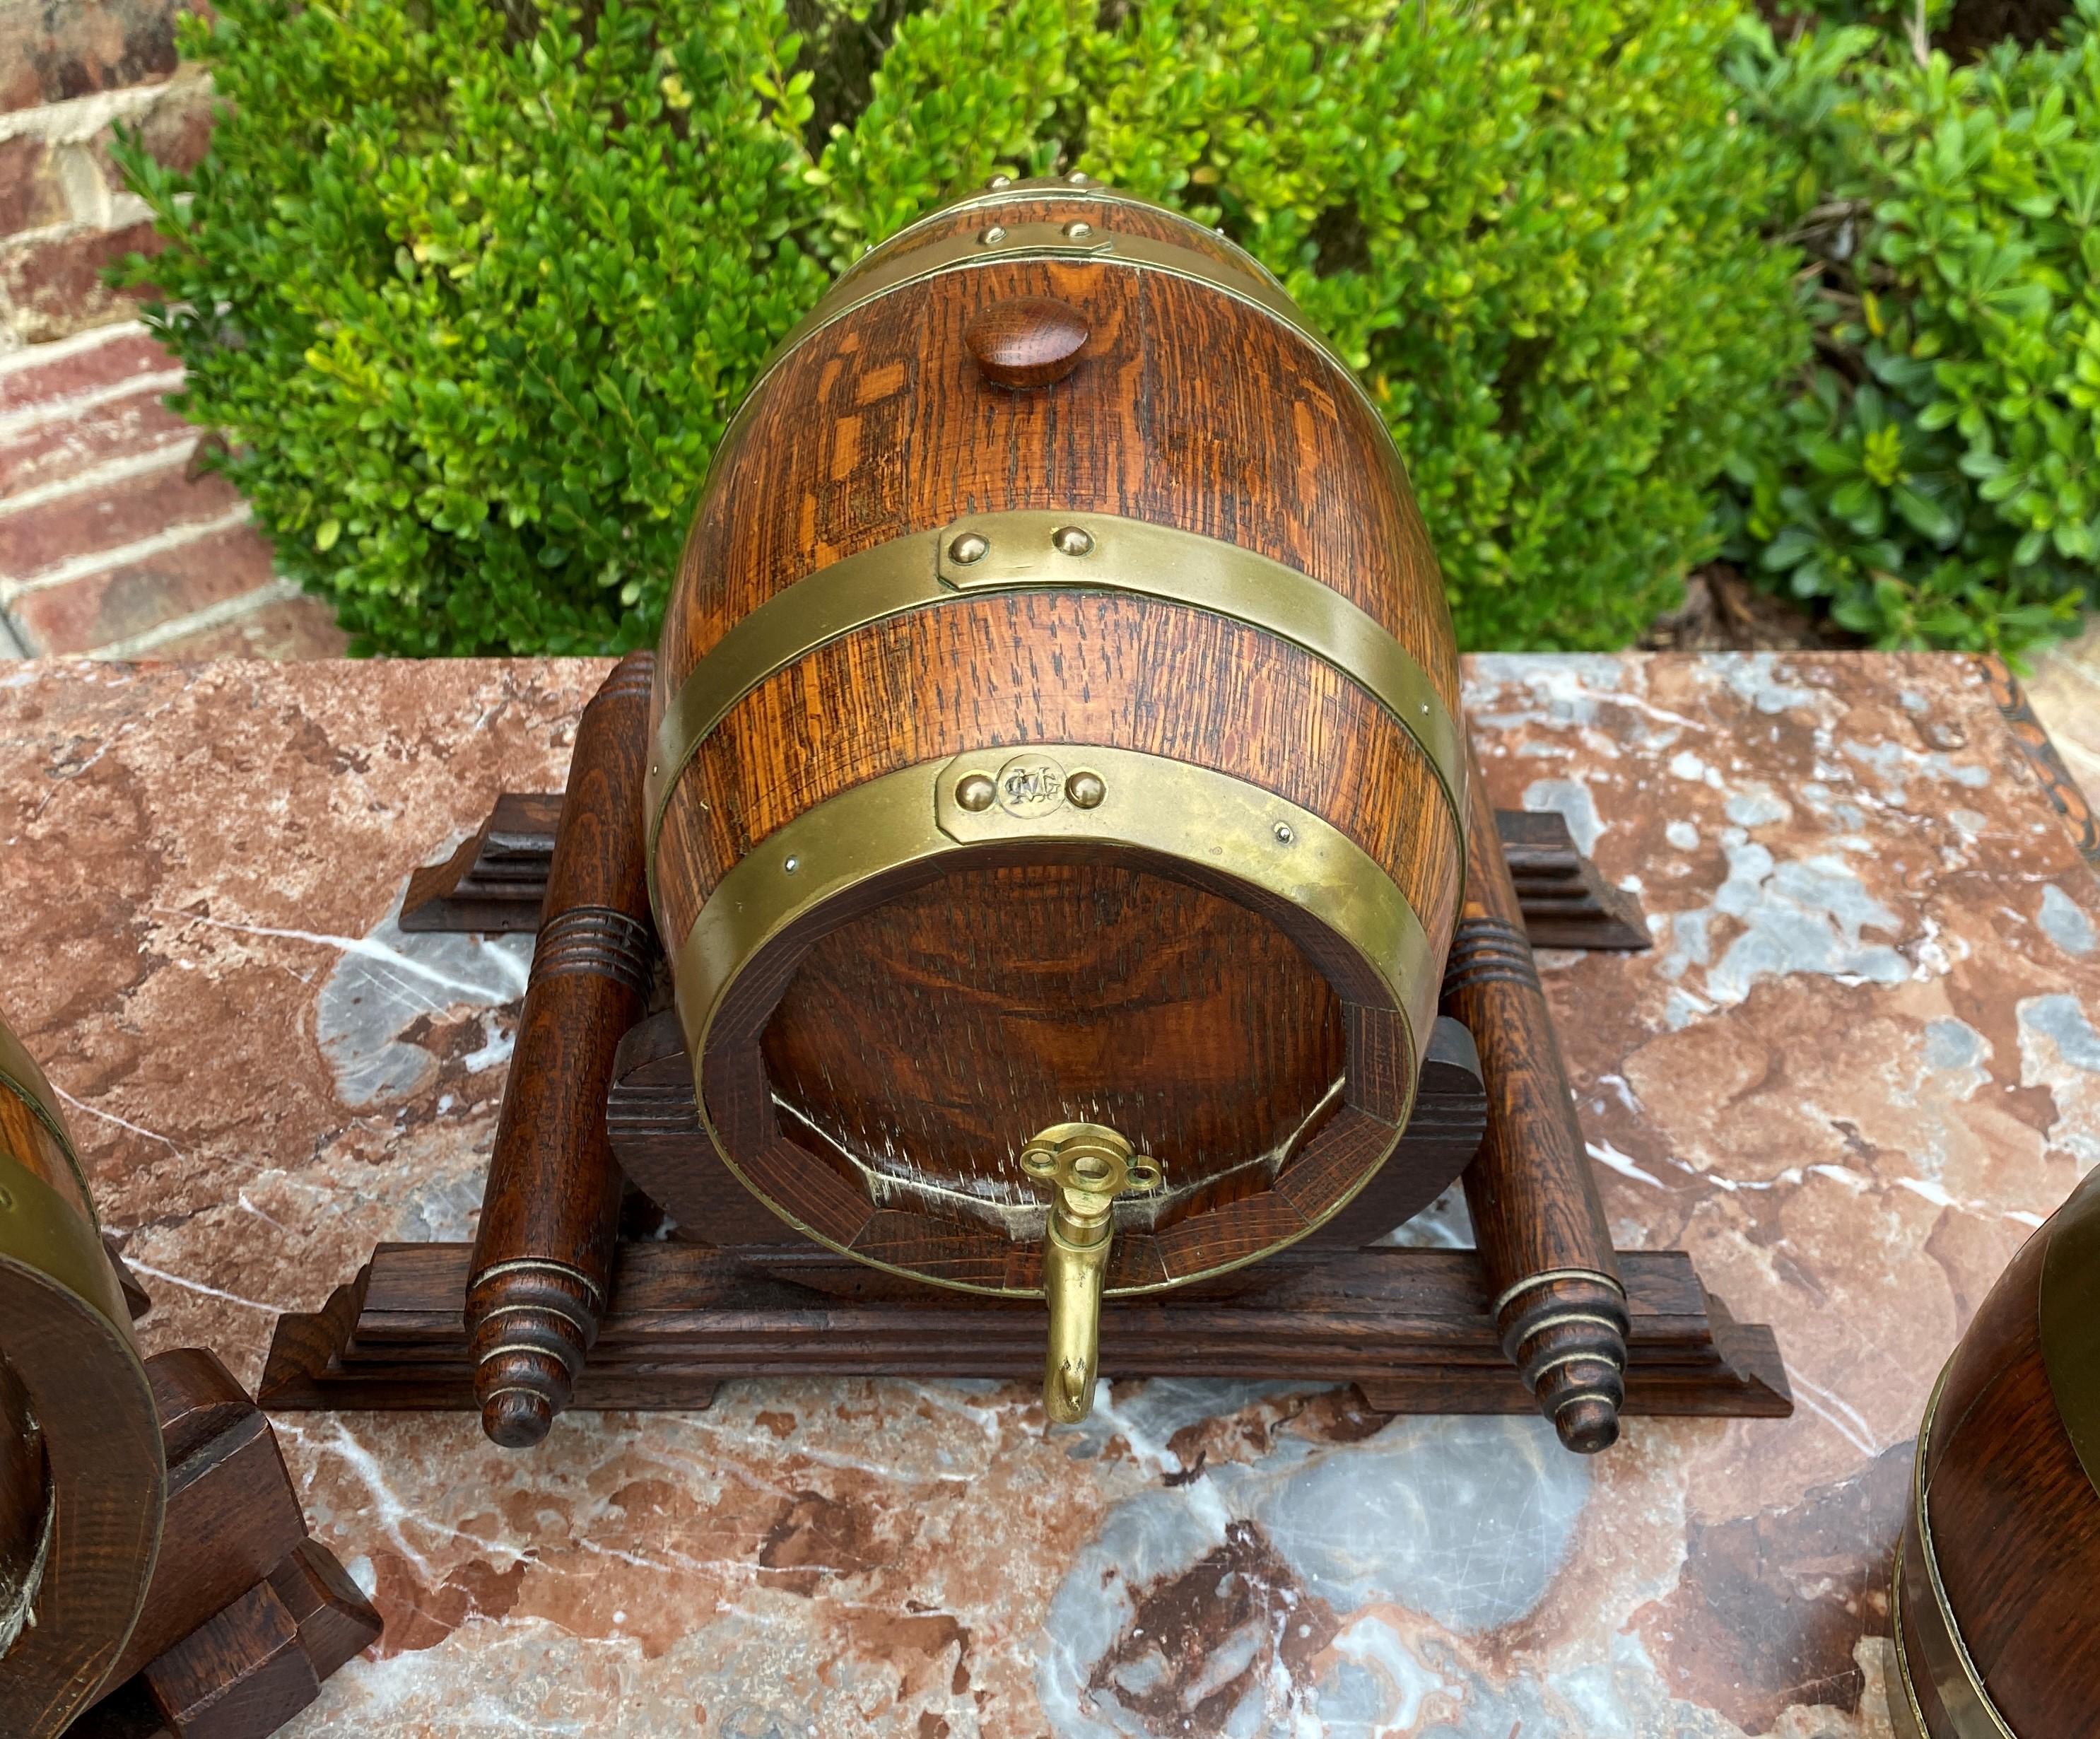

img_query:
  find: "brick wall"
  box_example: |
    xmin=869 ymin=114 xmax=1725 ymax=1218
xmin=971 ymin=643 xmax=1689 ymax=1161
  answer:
xmin=0 ymin=3 xmax=344 ymax=658
xmin=1 ymin=0 xmax=215 ymax=350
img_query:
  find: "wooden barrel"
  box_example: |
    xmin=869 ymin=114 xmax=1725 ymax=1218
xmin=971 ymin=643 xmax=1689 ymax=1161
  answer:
xmin=645 ymin=175 xmax=1467 ymax=1318
xmin=1891 ymin=1164 xmax=2100 ymax=1737
xmin=0 ymin=1014 xmax=165 ymax=1737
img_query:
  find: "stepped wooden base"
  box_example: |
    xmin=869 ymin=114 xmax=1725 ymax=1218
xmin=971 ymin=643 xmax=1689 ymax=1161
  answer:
xmin=65 ymin=1349 xmax=381 ymax=1739
xmin=261 ymin=1240 xmax=1790 ymax=1422
xmin=402 ymin=794 xmax=1652 ymax=952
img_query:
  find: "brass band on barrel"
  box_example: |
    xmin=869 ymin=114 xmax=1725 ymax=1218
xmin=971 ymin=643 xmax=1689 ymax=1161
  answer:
xmin=0 ymin=1021 xmax=100 ymax=1226
xmin=838 ymin=177 xmax=1246 ymax=290
xmin=0 ymin=1028 xmax=127 ymax=1333
xmin=1889 ymin=1366 xmax=2019 ymax=1739
xmin=2038 ymin=1165 xmax=2100 ymax=1503
xmin=671 ymin=745 xmax=1435 ymax=1298
xmin=646 ymin=512 xmax=1467 ymax=930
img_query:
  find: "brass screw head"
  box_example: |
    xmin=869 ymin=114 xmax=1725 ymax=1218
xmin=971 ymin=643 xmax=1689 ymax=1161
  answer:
xmin=949 ymin=531 xmax=990 ymax=566
xmin=783 ymin=855 xmax=800 ymax=873
xmin=1272 ymin=821 xmax=1296 ymax=845
xmin=987 ymin=172 xmax=1013 ymax=189
xmin=1051 ymin=525 xmax=1094 ymax=557
xmin=956 ymin=773 xmax=997 ymax=812
xmin=1065 ymin=220 xmax=1093 ymax=239
xmin=1067 ymin=170 xmax=1090 ymax=185
xmin=981 ymin=225 xmax=1007 ymax=245
xmin=1068 ymin=771 xmax=1105 ymax=809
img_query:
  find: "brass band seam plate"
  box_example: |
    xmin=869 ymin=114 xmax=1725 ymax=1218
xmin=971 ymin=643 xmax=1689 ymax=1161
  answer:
xmin=840 ymin=180 xmax=1276 ymax=290
xmin=0 ymin=1021 xmax=98 ymax=1230
xmin=672 ymin=746 xmax=1433 ymax=1297
xmin=722 ymin=218 xmax=1386 ymax=461
xmin=1899 ymin=1363 xmax=2020 ymax=1739
xmin=645 ymin=511 xmax=1467 ymax=927
xmin=2038 ymin=1165 xmax=2100 ymax=1503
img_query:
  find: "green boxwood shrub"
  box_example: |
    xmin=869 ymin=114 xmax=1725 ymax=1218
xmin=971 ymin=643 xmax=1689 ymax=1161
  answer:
xmin=1719 ymin=4 xmax=2100 ymax=651
xmin=117 ymin=0 xmax=1803 ymax=655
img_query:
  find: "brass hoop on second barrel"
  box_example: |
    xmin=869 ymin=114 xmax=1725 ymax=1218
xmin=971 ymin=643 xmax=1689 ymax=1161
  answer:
xmin=0 ymin=1017 xmax=165 ymax=1739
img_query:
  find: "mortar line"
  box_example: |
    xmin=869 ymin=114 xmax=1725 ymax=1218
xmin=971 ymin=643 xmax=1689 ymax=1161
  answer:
xmin=88 ymin=575 xmax=296 ymax=659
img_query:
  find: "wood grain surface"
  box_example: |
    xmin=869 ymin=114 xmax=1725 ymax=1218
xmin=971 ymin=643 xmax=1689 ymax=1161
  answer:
xmin=63 ymin=1361 xmax=383 ymax=1739
xmin=964 ymin=295 xmax=1091 ymax=389
xmin=1906 ymin=1206 xmax=2100 ymax=1735
xmin=465 ymin=653 xmax=658 ymax=1449
xmin=1443 ymin=740 xmax=1629 ymax=1453
xmin=259 ymin=1239 xmax=1791 ymax=1421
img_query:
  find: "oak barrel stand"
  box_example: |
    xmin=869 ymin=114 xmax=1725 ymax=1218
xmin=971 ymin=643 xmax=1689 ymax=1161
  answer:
xmin=262 ymin=785 xmax=1790 ymax=1432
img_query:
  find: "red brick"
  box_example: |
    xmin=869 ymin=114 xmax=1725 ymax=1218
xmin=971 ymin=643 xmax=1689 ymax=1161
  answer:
xmin=0 ymin=135 xmax=69 ymax=238
xmin=0 ymin=217 xmax=166 ymax=345
xmin=144 ymin=591 xmax=346 ymax=659
xmin=0 ymin=385 xmax=192 ymax=496
xmin=10 ymin=515 xmax=269 ymax=652
xmin=0 ymin=324 xmax=180 ymax=418
xmin=0 ymin=0 xmax=200 ymax=116
xmin=0 ymin=449 xmax=239 ymax=583
xmin=90 ymin=77 xmax=218 ymax=194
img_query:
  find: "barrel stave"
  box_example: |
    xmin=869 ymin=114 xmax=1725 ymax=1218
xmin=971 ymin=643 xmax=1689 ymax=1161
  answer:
xmin=662 ymin=259 xmax=1455 ymax=682
xmin=659 ymin=595 xmax=1458 ymax=943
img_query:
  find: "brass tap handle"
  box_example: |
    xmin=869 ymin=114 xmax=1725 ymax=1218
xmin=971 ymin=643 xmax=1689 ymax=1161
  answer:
xmin=1020 ymin=1122 xmax=1161 ymax=1424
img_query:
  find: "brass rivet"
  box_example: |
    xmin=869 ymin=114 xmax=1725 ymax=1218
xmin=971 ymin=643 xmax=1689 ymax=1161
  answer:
xmin=782 ymin=855 xmax=800 ymax=873
xmin=1064 ymin=220 xmax=1093 ymax=239
xmin=1068 ymin=771 xmax=1105 ymax=809
xmin=1272 ymin=821 xmax=1296 ymax=845
xmin=949 ymin=531 xmax=990 ymax=566
xmin=1067 ymin=170 xmax=1089 ymax=185
xmin=981 ymin=225 xmax=1007 ymax=245
xmin=987 ymin=173 xmax=1013 ymax=189
xmin=956 ymin=773 xmax=997 ymax=812
xmin=1051 ymin=525 xmax=1093 ymax=557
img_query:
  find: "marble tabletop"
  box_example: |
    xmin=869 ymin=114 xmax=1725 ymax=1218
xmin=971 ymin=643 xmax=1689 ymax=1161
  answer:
xmin=3 ymin=650 xmax=2095 ymax=1738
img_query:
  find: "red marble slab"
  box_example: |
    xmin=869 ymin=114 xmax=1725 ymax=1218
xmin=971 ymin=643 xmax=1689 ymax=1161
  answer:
xmin=0 ymin=651 xmax=2092 ymax=1737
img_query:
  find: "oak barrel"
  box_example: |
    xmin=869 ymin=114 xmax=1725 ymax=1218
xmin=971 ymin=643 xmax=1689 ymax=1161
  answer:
xmin=645 ymin=175 xmax=1469 ymax=1322
xmin=0 ymin=1013 xmax=165 ymax=1736
xmin=1891 ymin=1164 xmax=2100 ymax=1737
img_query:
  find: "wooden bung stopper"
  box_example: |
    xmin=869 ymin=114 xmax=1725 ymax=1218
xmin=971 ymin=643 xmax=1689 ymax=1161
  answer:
xmin=465 ymin=652 xmax=657 ymax=1448
xmin=1439 ymin=741 xmax=1628 ymax=1453
xmin=964 ymin=296 xmax=1090 ymax=389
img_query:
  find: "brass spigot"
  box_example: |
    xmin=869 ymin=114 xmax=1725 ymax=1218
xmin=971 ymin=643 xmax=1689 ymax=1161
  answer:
xmin=1021 ymin=1122 xmax=1161 ymax=1424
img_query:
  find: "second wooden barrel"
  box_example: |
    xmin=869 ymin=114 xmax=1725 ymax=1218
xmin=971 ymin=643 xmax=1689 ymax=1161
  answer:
xmin=0 ymin=1014 xmax=165 ymax=1736
xmin=1891 ymin=1163 xmax=2100 ymax=1737
xmin=643 ymin=177 xmax=1468 ymax=1402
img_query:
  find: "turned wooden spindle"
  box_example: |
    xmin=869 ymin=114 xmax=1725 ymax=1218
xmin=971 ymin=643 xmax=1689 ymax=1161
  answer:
xmin=465 ymin=652 xmax=657 ymax=1448
xmin=1441 ymin=739 xmax=1629 ymax=1453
